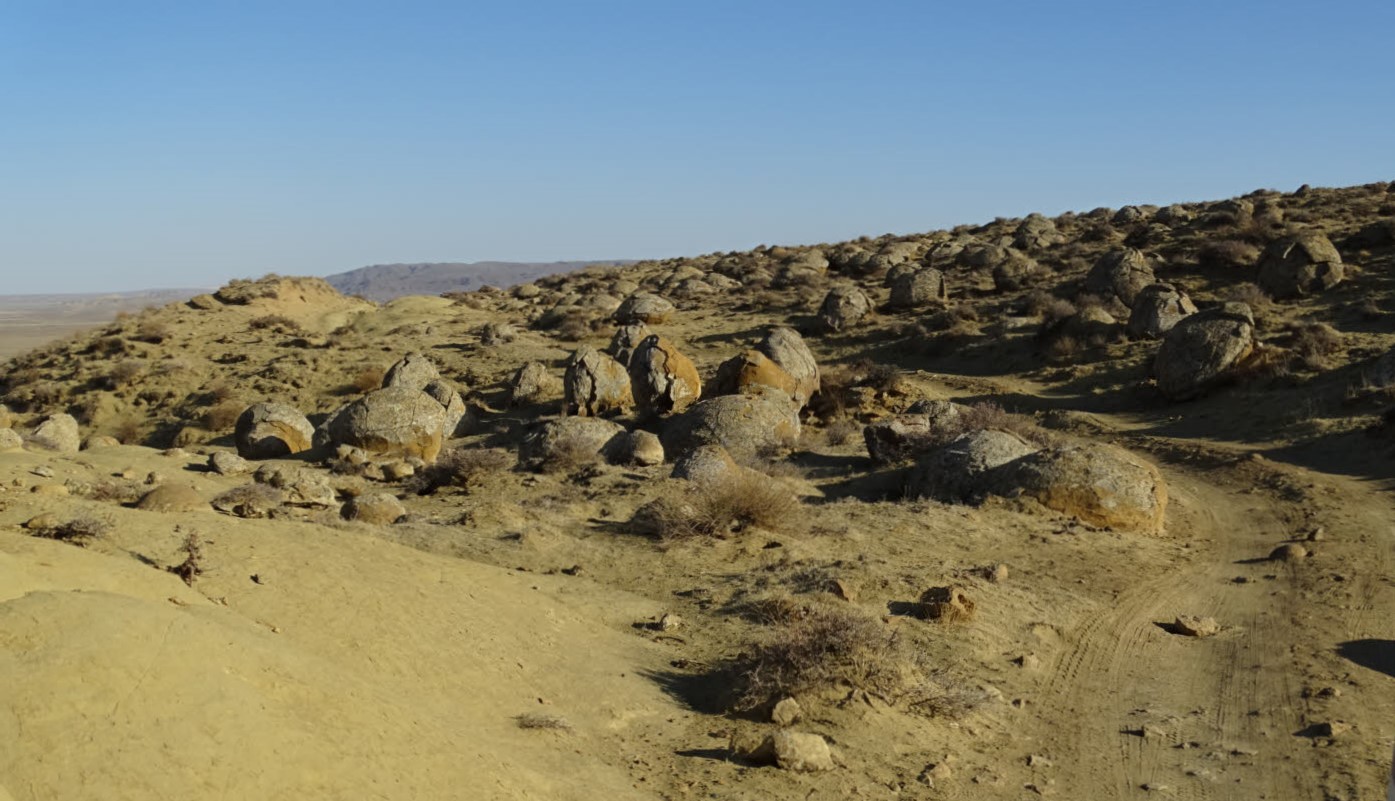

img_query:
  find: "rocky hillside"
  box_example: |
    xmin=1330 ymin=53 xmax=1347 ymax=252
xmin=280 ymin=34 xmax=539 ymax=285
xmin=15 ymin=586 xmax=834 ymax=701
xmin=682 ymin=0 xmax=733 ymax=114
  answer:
xmin=3 ymin=182 xmax=1395 ymax=800
xmin=323 ymin=259 xmax=636 ymax=301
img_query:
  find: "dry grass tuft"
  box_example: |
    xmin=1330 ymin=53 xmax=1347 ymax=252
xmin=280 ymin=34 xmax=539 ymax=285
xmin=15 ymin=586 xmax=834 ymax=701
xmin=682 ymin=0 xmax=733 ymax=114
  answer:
xmin=537 ymin=435 xmax=603 ymax=475
xmin=352 ymin=366 xmax=386 ymax=394
xmin=248 ymin=314 xmax=302 ymax=333
xmin=406 ymin=447 xmax=512 ymax=494
xmin=33 ymin=516 xmax=109 ymax=546
xmin=1200 ymin=239 xmax=1261 ymax=269
xmin=168 ymin=530 xmax=204 ymax=586
xmin=824 ymin=419 xmax=860 ymax=446
xmin=1286 ymin=322 xmax=1344 ymax=371
xmin=132 ymin=321 xmax=171 ymax=344
xmin=514 ymin=713 xmax=573 ymax=731
xmin=202 ymin=401 xmax=243 ymax=432
xmin=644 ymin=474 xmax=801 ymax=540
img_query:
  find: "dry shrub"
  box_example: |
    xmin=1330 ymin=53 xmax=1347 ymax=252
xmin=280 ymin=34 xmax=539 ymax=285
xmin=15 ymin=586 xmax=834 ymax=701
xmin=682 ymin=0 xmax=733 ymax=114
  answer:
xmin=953 ymin=401 xmax=1048 ymax=444
xmin=537 ymin=435 xmax=602 ymax=475
xmin=1044 ymin=334 xmax=1083 ymax=364
xmin=110 ymin=416 xmax=145 ymax=445
xmin=104 ymin=359 xmax=145 ymax=389
xmin=168 ymin=530 xmax=204 ymax=586
xmin=1286 ymin=322 xmax=1343 ymax=371
xmin=248 ymin=314 xmax=302 ymax=333
xmin=352 ymin=366 xmax=385 ymax=394
xmin=554 ymin=310 xmax=598 ymax=342
xmin=6 ymin=380 xmax=64 ymax=411
xmin=204 ymin=381 xmax=235 ymax=404
xmin=202 ymin=401 xmax=243 ymax=432
xmin=1024 ymin=291 xmax=1073 ymax=320
xmin=645 ymin=474 xmax=801 ymax=540
xmin=1223 ymin=282 xmax=1272 ymax=311
xmin=824 ymin=419 xmax=860 ymax=446
xmin=515 ymin=713 xmax=572 ymax=731
xmin=725 ymin=601 xmax=973 ymax=716
xmin=83 ymin=478 xmax=146 ymax=504
xmin=1199 ymin=239 xmax=1261 ymax=269
xmin=132 ymin=321 xmax=171 ymax=344
xmin=406 ymin=446 xmax=512 ymax=494
xmin=33 ymin=516 xmax=109 ymax=546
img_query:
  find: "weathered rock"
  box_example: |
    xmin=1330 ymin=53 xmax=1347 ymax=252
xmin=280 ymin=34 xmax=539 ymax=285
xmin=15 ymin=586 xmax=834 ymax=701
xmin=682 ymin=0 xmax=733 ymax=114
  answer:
xmin=906 ymin=429 xmax=1038 ymax=502
xmin=209 ymin=451 xmax=251 ymax=476
xmin=31 ymin=414 xmax=81 ymax=453
xmin=613 ymin=292 xmax=675 ymax=324
xmin=82 ymin=435 xmax=121 ymax=450
xmin=187 ymin=293 xmax=220 ymax=310
xmin=136 ymin=484 xmax=205 ymax=513
xmin=607 ymin=323 xmax=653 ymax=366
xmin=818 ymin=285 xmax=872 ymax=333
xmin=563 ymin=346 xmax=633 ymax=417
xmin=710 ymin=350 xmax=800 ymax=402
xmin=1085 ymin=248 xmax=1154 ymax=307
xmin=623 ymin=430 xmax=665 ymax=466
xmin=771 ymin=698 xmax=803 ymax=727
xmin=254 ymin=465 xmax=337 ymax=508
xmin=662 ymin=386 xmax=801 ymax=460
xmin=888 ymin=267 xmax=948 ymax=309
xmin=320 ymin=387 xmax=449 ymax=463
xmin=991 ymin=250 xmax=1041 ymax=291
xmin=423 ymin=379 xmax=471 ymax=438
xmin=235 ymin=402 xmax=315 ymax=460
xmin=1155 ymin=204 xmax=1194 ymax=224
xmin=381 ymin=352 xmax=441 ymax=391
xmin=915 ymin=586 xmax=976 ymax=622
xmin=519 ymin=417 xmax=628 ymax=469
xmin=864 ymin=402 xmax=966 ymax=464
xmin=1172 ymin=615 xmax=1220 ymax=638
xmin=1154 ymin=303 xmax=1255 ymax=401
xmin=1013 ymin=215 xmax=1065 ymax=250
xmin=993 ymin=443 xmax=1167 ymax=532
xmin=342 ymin=492 xmax=407 ymax=525
xmin=757 ymin=328 xmax=820 ymax=408
xmin=1270 ymin=543 xmax=1308 ymax=562
xmin=1257 ymin=233 xmax=1345 ymax=299
xmin=478 ymin=321 xmax=517 ymax=346
xmin=0 ymin=428 xmax=22 ymax=451
xmin=671 ymin=444 xmax=740 ymax=485
xmin=629 ymin=335 xmax=702 ymax=415
xmin=747 ymin=731 xmax=836 ymax=773
xmin=1127 ymin=283 xmax=1197 ymax=339
xmin=509 ymin=361 xmax=561 ymax=406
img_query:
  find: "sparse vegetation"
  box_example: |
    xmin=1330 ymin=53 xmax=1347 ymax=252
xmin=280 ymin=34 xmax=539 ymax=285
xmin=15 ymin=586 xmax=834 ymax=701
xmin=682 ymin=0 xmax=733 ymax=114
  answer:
xmin=168 ymin=530 xmax=204 ymax=586
xmin=514 ymin=713 xmax=573 ymax=731
xmin=406 ymin=447 xmax=512 ymax=495
xmin=644 ymin=474 xmax=800 ymax=540
xmin=32 ymin=516 xmax=109 ymax=546
xmin=202 ymin=401 xmax=242 ymax=432
xmin=248 ymin=314 xmax=302 ymax=333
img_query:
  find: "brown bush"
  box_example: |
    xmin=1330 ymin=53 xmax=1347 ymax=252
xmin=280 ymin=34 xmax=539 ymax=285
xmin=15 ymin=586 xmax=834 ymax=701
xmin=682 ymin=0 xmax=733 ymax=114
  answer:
xmin=132 ymin=321 xmax=171 ymax=344
xmin=32 ymin=516 xmax=109 ymax=546
xmin=1286 ymin=322 xmax=1343 ymax=371
xmin=1223 ymin=282 xmax=1272 ymax=311
xmin=352 ymin=366 xmax=385 ymax=394
xmin=646 ymin=474 xmax=801 ymax=540
xmin=104 ymin=359 xmax=145 ymax=389
xmin=824 ymin=419 xmax=860 ymax=446
xmin=82 ymin=478 xmax=145 ymax=504
xmin=406 ymin=447 xmax=512 ymax=495
xmin=248 ymin=314 xmax=302 ymax=333
xmin=1199 ymin=239 xmax=1260 ymax=269
xmin=203 ymin=401 xmax=242 ymax=432
xmin=110 ymin=416 xmax=145 ymax=445
xmin=204 ymin=381 xmax=235 ymax=404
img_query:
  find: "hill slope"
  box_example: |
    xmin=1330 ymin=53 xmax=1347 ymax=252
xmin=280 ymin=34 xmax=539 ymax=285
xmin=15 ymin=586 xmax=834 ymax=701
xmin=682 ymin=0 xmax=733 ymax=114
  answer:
xmin=323 ymin=260 xmax=636 ymax=301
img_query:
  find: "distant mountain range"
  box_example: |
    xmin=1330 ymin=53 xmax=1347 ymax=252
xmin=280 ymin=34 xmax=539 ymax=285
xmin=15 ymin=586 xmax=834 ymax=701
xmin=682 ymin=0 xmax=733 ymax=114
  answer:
xmin=322 ymin=260 xmax=638 ymax=302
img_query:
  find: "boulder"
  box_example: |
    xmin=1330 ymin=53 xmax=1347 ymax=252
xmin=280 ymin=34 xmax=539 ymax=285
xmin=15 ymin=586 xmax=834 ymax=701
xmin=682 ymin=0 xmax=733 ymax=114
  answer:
xmin=209 ymin=451 xmax=251 ymax=476
xmin=1127 ymin=283 xmax=1197 ymax=339
xmin=991 ymin=250 xmax=1041 ymax=291
xmin=234 ymin=402 xmax=315 ymax=460
xmin=254 ymin=465 xmax=337 ymax=508
xmin=136 ymin=484 xmax=205 ymax=513
xmin=0 ymin=403 xmax=11 ymax=429
xmin=478 ymin=321 xmax=517 ymax=346
xmin=1085 ymin=248 xmax=1154 ymax=307
xmin=320 ymin=386 xmax=449 ymax=463
xmin=381 ymin=352 xmax=441 ymax=391
xmin=82 ymin=435 xmax=121 ymax=450
xmin=1154 ymin=303 xmax=1255 ymax=400
xmin=662 ymin=386 xmax=801 ymax=460
xmin=422 ymin=379 xmax=471 ymax=438
xmin=992 ymin=443 xmax=1167 ymax=532
xmin=613 ymin=292 xmax=675 ymax=325
xmin=888 ymin=267 xmax=948 ymax=309
xmin=622 ymin=430 xmax=665 ymax=466
xmin=564 ymin=346 xmax=633 ymax=417
xmin=1013 ymin=215 xmax=1065 ymax=250
xmin=863 ymin=401 xmax=966 ymax=464
xmin=1257 ymin=233 xmax=1345 ymax=299
xmin=817 ymin=286 xmax=872 ymax=333
xmin=747 ymin=731 xmax=836 ymax=773
xmin=757 ymin=328 xmax=820 ymax=408
xmin=906 ymin=429 xmax=1038 ymax=502
xmin=0 ymin=428 xmax=22 ymax=451
xmin=607 ymin=323 xmax=653 ymax=366
xmin=519 ymin=417 xmax=628 ymax=469
xmin=342 ymin=492 xmax=407 ymax=525
xmin=629 ymin=335 xmax=702 ymax=415
xmin=671 ymin=444 xmax=740 ymax=485
xmin=710 ymin=350 xmax=800 ymax=402
xmin=509 ymin=361 xmax=561 ymax=406
xmin=31 ymin=414 xmax=81 ymax=453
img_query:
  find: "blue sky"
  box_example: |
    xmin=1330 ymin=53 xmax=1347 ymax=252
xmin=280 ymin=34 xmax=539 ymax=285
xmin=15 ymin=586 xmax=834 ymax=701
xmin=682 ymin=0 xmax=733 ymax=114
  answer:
xmin=1 ymin=1 xmax=1391 ymax=294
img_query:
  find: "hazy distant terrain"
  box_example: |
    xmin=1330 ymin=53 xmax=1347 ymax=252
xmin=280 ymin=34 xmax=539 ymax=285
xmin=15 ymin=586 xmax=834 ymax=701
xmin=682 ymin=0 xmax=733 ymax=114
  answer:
xmin=0 ymin=289 xmax=204 ymax=361
xmin=323 ymin=260 xmax=637 ymax=302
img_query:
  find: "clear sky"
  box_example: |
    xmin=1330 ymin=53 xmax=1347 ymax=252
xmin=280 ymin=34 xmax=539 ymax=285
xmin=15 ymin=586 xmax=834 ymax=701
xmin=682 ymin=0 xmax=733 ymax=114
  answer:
xmin=1 ymin=1 xmax=1391 ymax=294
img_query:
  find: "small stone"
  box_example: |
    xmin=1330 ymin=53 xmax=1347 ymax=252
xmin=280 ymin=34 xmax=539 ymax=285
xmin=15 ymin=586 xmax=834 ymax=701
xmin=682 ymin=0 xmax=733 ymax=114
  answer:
xmin=1014 ymin=654 xmax=1041 ymax=670
xmin=830 ymin=578 xmax=858 ymax=602
xmin=761 ymin=731 xmax=836 ymax=772
xmin=771 ymin=698 xmax=803 ymax=727
xmin=658 ymin=612 xmax=683 ymax=631
xmin=24 ymin=513 xmax=59 ymax=530
xmin=1270 ymin=543 xmax=1308 ymax=562
xmin=209 ymin=451 xmax=251 ymax=476
xmin=1172 ymin=615 xmax=1220 ymax=637
xmin=1306 ymin=527 xmax=1326 ymax=542
xmin=32 ymin=466 xmax=55 ymax=478
xmin=1026 ymin=754 xmax=1052 ymax=768
xmin=1312 ymin=720 xmax=1351 ymax=739
xmin=985 ymin=563 xmax=1009 ymax=583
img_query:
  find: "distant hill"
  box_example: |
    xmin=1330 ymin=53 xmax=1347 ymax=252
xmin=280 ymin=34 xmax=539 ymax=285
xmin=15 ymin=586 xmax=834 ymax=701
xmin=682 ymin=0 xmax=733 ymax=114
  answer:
xmin=0 ymin=288 xmax=207 ymax=361
xmin=323 ymin=260 xmax=637 ymax=302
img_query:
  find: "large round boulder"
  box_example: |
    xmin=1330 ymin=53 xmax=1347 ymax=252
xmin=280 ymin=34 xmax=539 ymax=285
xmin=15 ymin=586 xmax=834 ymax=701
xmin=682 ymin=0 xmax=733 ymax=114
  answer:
xmin=629 ymin=335 xmax=702 ymax=416
xmin=607 ymin=323 xmax=653 ymax=366
xmin=1013 ymin=215 xmax=1065 ymax=250
xmin=564 ymin=346 xmax=633 ymax=417
xmin=31 ymin=413 xmax=81 ymax=453
xmin=1085 ymin=248 xmax=1154 ymax=307
xmin=818 ymin=286 xmax=872 ymax=333
xmin=234 ymin=402 xmax=314 ymax=460
xmin=888 ymin=267 xmax=948 ymax=309
xmin=671 ymin=444 xmax=740 ymax=485
xmin=1257 ymin=233 xmax=1345 ymax=299
xmin=320 ymin=386 xmax=448 ymax=463
xmin=991 ymin=250 xmax=1042 ymax=292
xmin=1126 ymin=283 xmax=1197 ymax=339
xmin=613 ymin=292 xmax=675 ymax=325
xmin=710 ymin=350 xmax=800 ymax=401
xmin=757 ymin=327 xmax=820 ymax=408
xmin=991 ymin=443 xmax=1167 ymax=532
xmin=509 ymin=361 xmax=561 ymax=406
xmin=661 ymin=386 xmax=801 ymax=459
xmin=381 ymin=353 xmax=441 ymax=391
xmin=863 ymin=401 xmax=966 ymax=464
xmin=519 ymin=417 xmax=628 ymax=469
xmin=1154 ymin=303 xmax=1255 ymax=401
xmin=422 ymin=379 xmax=471 ymax=438
xmin=905 ymin=429 xmax=1038 ymax=503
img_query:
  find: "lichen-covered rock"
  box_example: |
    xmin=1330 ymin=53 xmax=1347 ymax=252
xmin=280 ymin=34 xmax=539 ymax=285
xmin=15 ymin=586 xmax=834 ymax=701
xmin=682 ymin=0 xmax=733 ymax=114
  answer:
xmin=423 ymin=379 xmax=471 ymax=438
xmin=710 ymin=350 xmax=799 ymax=402
xmin=622 ymin=430 xmax=665 ymax=466
xmin=662 ymin=386 xmax=801 ymax=460
xmin=613 ymin=292 xmax=675 ymax=324
xmin=817 ymin=285 xmax=872 ymax=333
xmin=863 ymin=401 xmax=966 ymax=464
xmin=1013 ymin=215 xmax=1065 ymax=250
xmin=1127 ymin=284 xmax=1197 ymax=339
xmin=991 ymin=250 xmax=1041 ymax=292
xmin=1154 ymin=303 xmax=1255 ymax=401
xmin=992 ymin=443 xmax=1167 ymax=532
xmin=342 ymin=492 xmax=407 ymax=525
xmin=1257 ymin=233 xmax=1345 ymax=299
xmin=31 ymin=414 xmax=81 ymax=453
xmin=509 ymin=361 xmax=561 ymax=406
xmin=888 ymin=267 xmax=948 ymax=309
xmin=671 ymin=444 xmax=740 ymax=485
xmin=607 ymin=323 xmax=653 ymax=366
xmin=519 ymin=417 xmax=628 ymax=469
xmin=381 ymin=353 xmax=441 ymax=391
xmin=136 ymin=484 xmax=205 ymax=513
xmin=209 ymin=451 xmax=251 ymax=476
xmin=0 ymin=428 xmax=22 ymax=451
xmin=478 ymin=321 xmax=517 ymax=346
xmin=234 ymin=402 xmax=314 ymax=460
xmin=1085 ymin=248 xmax=1154 ymax=307
xmin=629 ymin=335 xmax=702 ymax=415
xmin=564 ymin=346 xmax=633 ymax=417
xmin=757 ymin=328 xmax=820 ymax=408
xmin=82 ymin=435 xmax=121 ymax=450
xmin=747 ymin=731 xmax=837 ymax=773
xmin=906 ymin=429 xmax=1038 ymax=502
xmin=320 ymin=387 xmax=449 ymax=463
